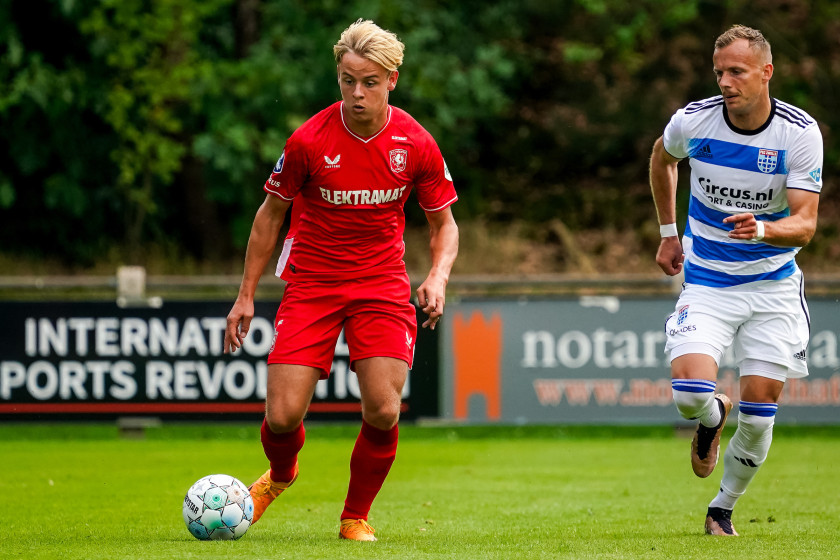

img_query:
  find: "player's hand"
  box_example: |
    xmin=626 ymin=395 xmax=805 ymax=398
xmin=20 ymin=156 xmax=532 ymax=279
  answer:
xmin=416 ymin=275 xmax=446 ymax=330
xmin=656 ymin=236 xmax=684 ymax=276
xmin=723 ymin=212 xmax=760 ymax=240
xmin=224 ymin=298 xmax=254 ymax=353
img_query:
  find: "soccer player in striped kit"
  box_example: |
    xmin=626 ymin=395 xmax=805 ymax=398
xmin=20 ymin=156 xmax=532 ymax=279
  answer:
xmin=224 ymin=19 xmax=458 ymax=541
xmin=649 ymin=25 xmax=823 ymax=536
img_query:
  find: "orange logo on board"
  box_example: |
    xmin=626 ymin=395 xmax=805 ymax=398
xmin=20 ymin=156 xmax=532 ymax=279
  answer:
xmin=452 ymin=311 xmax=503 ymax=420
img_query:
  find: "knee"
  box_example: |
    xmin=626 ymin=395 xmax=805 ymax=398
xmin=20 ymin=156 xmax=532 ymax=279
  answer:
xmin=265 ymin=407 xmax=306 ymax=434
xmin=362 ymin=401 xmax=401 ymax=430
xmin=672 ymin=384 xmax=716 ymax=419
xmin=737 ymin=410 xmax=775 ymax=440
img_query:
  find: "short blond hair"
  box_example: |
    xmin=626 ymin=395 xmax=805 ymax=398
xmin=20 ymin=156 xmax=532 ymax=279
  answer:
xmin=715 ymin=25 xmax=772 ymax=64
xmin=333 ymin=19 xmax=404 ymax=72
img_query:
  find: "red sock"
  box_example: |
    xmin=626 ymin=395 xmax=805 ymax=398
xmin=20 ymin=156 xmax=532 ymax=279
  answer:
xmin=341 ymin=421 xmax=399 ymax=520
xmin=260 ymin=419 xmax=305 ymax=483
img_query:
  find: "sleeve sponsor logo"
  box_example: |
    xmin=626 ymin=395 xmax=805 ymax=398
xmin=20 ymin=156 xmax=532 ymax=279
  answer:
xmin=809 ymin=168 xmax=822 ymax=182
xmin=272 ymin=151 xmax=285 ymax=174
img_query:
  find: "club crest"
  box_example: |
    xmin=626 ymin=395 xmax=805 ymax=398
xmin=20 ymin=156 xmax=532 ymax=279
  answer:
xmin=757 ymin=149 xmax=778 ymax=174
xmin=389 ymin=149 xmax=408 ymax=173
xmin=677 ymin=305 xmax=689 ymax=326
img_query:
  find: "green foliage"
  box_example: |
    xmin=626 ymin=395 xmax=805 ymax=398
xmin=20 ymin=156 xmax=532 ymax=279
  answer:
xmin=0 ymin=0 xmax=837 ymax=266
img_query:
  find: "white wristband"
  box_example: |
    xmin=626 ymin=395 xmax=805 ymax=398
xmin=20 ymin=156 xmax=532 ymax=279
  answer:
xmin=754 ymin=220 xmax=765 ymax=241
xmin=659 ymin=223 xmax=679 ymax=238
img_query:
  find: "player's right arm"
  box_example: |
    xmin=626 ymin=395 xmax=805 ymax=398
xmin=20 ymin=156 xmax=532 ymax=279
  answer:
xmin=225 ymin=194 xmax=291 ymax=353
xmin=650 ymin=135 xmax=684 ymax=276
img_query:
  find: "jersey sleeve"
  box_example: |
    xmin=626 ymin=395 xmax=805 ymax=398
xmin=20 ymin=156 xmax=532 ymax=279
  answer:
xmin=263 ymin=132 xmax=309 ymax=201
xmin=662 ymin=109 xmax=689 ymax=160
xmin=413 ymin=136 xmax=457 ymax=212
xmin=785 ymin=123 xmax=823 ymax=193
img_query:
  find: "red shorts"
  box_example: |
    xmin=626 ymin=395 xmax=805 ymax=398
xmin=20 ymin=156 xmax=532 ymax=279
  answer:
xmin=267 ymin=273 xmax=417 ymax=379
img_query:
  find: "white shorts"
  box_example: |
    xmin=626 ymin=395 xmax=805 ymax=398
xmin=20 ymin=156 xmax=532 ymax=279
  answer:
xmin=664 ymin=270 xmax=810 ymax=379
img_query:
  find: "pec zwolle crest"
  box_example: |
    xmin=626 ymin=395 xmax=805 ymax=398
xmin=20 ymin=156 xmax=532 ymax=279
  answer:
xmin=389 ymin=149 xmax=408 ymax=173
xmin=757 ymin=148 xmax=778 ymax=174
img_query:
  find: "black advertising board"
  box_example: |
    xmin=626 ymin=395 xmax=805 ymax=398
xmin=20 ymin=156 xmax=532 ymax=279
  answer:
xmin=0 ymin=301 xmax=439 ymax=421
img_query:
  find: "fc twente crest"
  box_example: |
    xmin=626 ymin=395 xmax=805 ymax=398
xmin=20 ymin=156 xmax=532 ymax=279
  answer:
xmin=757 ymin=148 xmax=778 ymax=174
xmin=389 ymin=149 xmax=408 ymax=173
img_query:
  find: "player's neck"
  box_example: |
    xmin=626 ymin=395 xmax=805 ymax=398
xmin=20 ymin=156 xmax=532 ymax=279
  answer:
xmin=727 ymin=96 xmax=773 ymax=131
xmin=342 ymin=105 xmax=390 ymax=139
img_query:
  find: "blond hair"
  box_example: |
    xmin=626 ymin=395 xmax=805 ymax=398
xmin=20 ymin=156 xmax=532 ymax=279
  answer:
xmin=333 ymin=19 xmax=404 ymax=72
xmin=715 ymin=25 xmax=772 ymax=64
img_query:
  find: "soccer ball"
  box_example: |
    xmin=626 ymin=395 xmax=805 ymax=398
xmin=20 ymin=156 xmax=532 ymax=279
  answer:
xmin=183 ymin=474 xmax=254 ymax=540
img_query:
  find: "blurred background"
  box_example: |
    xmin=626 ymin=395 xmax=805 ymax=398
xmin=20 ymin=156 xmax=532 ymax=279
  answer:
xmin=2 ymin=0 xmax=839 ymax=425
xmin=2 ymin=0 xmax=838 ymax=278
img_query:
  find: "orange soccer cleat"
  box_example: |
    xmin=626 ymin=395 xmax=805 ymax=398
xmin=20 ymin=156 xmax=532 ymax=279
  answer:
xmin=339 ymin=518 xmax=377 ymax=541
xmin=248 ymin=464 xmax=298 ymax=524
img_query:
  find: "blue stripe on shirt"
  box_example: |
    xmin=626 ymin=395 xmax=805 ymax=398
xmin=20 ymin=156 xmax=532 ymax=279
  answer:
xmin=690 ymin=235 xmax=795 ymax=263
xmin=687 ymin=138 xmax=788 ymax=174
xmin=684 ymin=259 xmax=797 ymax=287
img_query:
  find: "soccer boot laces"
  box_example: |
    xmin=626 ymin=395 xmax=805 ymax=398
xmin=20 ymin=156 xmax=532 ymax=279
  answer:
xmin=691 ymin=394 xmax=733 ymax=478
xmin=339 ymin=518 xmax=377 ymax=541
xmin=248 ymin=464 xmax=298 ymax=524
xmin=705 ymin=507 xmax=739 ymax=536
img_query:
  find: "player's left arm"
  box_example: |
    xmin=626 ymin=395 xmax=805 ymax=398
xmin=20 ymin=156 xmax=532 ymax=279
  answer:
xmin=417 ymin=206 xmax=459 ymax=330
xmin=724 ymin=189 xmax=819 ymax=246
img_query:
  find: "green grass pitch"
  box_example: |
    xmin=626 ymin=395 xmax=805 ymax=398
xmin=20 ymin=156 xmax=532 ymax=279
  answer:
xmin=4 ymin=423 xmax=840 ymax=559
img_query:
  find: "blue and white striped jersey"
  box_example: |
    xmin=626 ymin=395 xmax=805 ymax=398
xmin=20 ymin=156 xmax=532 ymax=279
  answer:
xmin=663 ymin=96 xmax=823 ymax=288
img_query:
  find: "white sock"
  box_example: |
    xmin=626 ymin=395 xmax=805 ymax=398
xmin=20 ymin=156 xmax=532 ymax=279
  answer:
xmin=709 ymin=402 xmax=777 ymax=511
xmin=671 ymin=379 xmax=720 ymax=427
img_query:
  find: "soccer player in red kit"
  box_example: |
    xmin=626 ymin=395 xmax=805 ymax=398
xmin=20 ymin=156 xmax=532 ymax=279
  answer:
xmin=223 ymin=19 xmax=459 ymax=542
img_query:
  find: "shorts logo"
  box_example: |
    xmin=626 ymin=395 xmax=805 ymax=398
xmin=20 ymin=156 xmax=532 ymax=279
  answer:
xmin=273 ymin=151 xmax=285 ymax=174
xmin=389 ymin=149 xmax=408 ymax=173
xmin=677 ymin=305 xmax=689 ymax=326
xmin=809 ymin=168 xmax=822 ymax=182
xmin=269 ymin=319 xmax=283 ymax=354
xmin=405 ymin=331 xmax=413 ymax=348
xmin=757 ymin=149 xmax=778 ymax=174
xmin=793 ymin=348 xmax=807 ymax=361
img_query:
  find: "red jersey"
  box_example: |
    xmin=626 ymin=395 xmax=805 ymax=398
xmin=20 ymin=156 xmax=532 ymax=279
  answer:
xmin=264 ymin=102 xmax=457 ymax=282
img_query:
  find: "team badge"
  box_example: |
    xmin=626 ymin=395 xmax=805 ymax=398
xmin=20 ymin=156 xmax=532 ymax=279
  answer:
xmin=273 ymin=151 xmax=285 ymax=174
xmin=757 ymin=149 xmax=778 ymax=174
xmin=389 ymin=149 xmax=408 ymax=173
